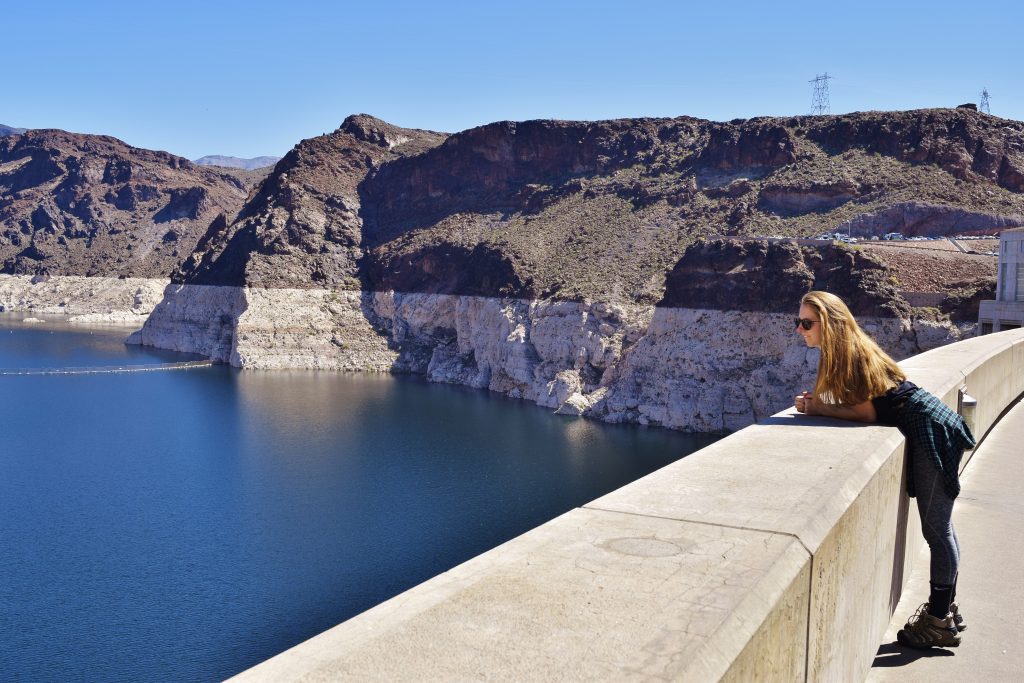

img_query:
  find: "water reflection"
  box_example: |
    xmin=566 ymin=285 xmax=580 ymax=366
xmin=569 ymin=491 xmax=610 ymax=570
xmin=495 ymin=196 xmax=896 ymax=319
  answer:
xmin=0 ymin=313 xmax=204 ymax=369
xmin=0 ymin=322 xmax=719 ymax=682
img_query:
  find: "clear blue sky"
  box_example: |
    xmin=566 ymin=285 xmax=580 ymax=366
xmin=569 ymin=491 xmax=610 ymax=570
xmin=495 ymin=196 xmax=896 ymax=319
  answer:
xmin=4 ymin=0 xmax=1021 ymax=160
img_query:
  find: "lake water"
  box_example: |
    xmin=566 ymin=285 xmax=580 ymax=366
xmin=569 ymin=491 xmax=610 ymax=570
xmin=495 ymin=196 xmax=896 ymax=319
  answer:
xmin=0 ymin=314 xmax=718 ymax=682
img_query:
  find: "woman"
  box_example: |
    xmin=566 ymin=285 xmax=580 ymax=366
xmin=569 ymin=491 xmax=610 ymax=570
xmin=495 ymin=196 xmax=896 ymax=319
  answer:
xmin=793 ymin=291 xmax=975 ymax=649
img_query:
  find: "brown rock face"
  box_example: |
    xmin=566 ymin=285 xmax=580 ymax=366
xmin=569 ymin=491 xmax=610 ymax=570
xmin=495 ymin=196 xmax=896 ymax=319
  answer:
xmin=349 ymin=109 xmax=1018 ymax=303
xmin=941 ymin=280 xmax=996 ymax=321
xmin=843 ymin=201 xmax=1020 ymax=237
xmin=177 ymin=115 xmax=447 ymax=288
xmin=757 ymin=179 xmax=858 ymax=215
xmin=659 ymin=239 xmax=911 ymax=318
xmin=358 ymin=118 xmax=676 ymax=245
xmin=0 ymin=130 xmax=248 ymax=277
xmin=7 ymin=109 xmax=1020 ymax=310
xmin=696 ymin=120 xmax=797 ymax=171
xmin=802 ymin=109 xmax=1024 ymax=192
xmin=364 ymin=242 xmax=535 ymax=298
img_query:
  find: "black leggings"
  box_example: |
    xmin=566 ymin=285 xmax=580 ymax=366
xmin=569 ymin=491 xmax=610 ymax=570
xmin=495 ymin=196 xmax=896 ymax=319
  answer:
xmin=913 ymin=445 xmax=959 ymax=586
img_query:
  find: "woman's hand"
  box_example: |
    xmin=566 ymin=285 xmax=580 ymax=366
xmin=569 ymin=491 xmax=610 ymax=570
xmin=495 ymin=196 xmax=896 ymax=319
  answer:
xmin=794 ymin=391 xmax=811 ymax=413
xmin=801 ymin=393 xmax=827 ymax=416
xmin=802 ymin=393 xmax=824 ymax=416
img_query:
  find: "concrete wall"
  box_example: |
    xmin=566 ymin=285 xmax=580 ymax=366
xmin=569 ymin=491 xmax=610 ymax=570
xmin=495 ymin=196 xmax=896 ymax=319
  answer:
xmin=995 ymin=228 xmax=1024 ymax=304
xmin=979 ymin=300 xmax=1024 ymax=332
xmin=979 ymin=228 xmax=1024 ymax=331
xmin=231 ymin=329 xmax=1024 ymax=683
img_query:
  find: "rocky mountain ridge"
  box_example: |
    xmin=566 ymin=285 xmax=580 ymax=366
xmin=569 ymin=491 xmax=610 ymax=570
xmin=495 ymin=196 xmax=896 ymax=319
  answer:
xmin=0 ymin=129 xmax=249 ymax=278
xmin=173 ymin=108 xmax=1021 ymax=308
xmin=176 ymin=115 xmax=447 ymax=288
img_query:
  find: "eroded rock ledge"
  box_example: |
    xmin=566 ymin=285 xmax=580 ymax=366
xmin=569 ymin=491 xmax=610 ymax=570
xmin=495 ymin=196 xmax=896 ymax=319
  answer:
xmin=128 ymin=282 xmax=961 ymax=433
xmin=0 ymin=274 xmax=167 ymax=324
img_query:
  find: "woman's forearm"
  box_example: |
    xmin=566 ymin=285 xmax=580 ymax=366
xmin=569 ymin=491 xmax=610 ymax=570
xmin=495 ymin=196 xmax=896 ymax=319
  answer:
xmin=804 ymin=396 xmax=877 ymax=423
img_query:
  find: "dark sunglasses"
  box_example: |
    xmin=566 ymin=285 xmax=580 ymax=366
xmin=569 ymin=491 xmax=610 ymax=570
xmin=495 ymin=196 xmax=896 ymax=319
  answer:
xmin=794 ymin=318 xmax=818 ymax=331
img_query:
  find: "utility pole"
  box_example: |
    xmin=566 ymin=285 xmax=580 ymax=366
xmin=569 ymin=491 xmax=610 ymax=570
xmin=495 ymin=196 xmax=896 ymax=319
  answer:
xmin=980 ymin=87 xmax=991 ymax=114
xmin=809 ymin=73 xmax=833 ymax=115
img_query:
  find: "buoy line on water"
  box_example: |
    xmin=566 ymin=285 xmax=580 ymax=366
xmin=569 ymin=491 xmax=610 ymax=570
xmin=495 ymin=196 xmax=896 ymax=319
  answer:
xmin=0 ymin=360 xmax=215 ymax=376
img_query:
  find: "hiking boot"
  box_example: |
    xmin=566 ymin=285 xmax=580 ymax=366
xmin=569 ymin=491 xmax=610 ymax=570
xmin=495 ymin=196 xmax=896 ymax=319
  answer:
xmin=897 ymin=604 xmax=961 ymax=649
xmin=906 ymin=601 xmax=967 ymax=632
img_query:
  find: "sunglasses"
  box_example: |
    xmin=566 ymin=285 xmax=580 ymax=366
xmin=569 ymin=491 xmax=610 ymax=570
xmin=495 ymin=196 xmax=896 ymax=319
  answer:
xmin=794 ymin=318 xmax=818 ymax=331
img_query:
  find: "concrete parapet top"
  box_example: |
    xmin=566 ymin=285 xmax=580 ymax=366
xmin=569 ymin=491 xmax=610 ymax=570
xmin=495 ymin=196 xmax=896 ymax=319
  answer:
xmin=587 ymin=420 xmax=904 ymax=554
xmin=233 ymin=328 xmax=1024 ymax=683
xmin=235 ymin=508 xmax=809 ymax=682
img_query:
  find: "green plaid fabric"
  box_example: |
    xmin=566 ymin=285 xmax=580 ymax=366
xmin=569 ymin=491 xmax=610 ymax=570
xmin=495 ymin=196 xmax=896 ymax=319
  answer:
xmin=892 ymin=389 xmax=976 ymax=499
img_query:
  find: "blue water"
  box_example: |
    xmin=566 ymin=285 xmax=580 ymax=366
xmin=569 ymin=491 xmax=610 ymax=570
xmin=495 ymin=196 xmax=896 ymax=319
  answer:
xmin=0 ymin=314 xmax=718 ymax=682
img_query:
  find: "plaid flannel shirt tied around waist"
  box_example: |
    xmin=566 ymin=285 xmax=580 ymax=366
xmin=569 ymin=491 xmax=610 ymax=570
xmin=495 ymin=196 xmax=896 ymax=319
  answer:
xmin=891 ymin=388 xmax=976 ymax=499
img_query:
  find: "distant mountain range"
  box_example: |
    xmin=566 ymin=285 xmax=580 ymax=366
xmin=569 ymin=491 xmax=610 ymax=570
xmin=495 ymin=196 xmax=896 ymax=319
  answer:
xmin=193 ymin=155 xmax=281 ymax=170
xmin=1 ymin=126 xmax=278 ymax=171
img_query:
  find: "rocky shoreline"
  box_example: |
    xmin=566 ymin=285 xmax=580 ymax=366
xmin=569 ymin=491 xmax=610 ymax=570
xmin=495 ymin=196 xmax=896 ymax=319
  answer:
xmin=124 ymin=281 xmax=965 ymax=433
xmin=0 ymin=257 xmax=972 ymax=435
xmin=0 ymin=275 xmax=167 ymax=325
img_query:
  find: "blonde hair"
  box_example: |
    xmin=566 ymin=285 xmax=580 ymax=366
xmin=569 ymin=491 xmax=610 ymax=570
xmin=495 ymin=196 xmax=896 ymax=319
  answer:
xmin=801 ymin=291 xmax=905 ymax=405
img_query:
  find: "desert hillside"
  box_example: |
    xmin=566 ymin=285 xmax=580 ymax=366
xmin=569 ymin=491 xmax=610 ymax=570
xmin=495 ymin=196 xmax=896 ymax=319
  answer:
xmin=177 ymin=108 xmax=1020 ymax=310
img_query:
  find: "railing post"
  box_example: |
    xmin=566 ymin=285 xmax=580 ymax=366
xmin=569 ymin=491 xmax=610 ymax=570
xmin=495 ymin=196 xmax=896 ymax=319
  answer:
xmin=958 ymin=385 xmax=978 ymax=436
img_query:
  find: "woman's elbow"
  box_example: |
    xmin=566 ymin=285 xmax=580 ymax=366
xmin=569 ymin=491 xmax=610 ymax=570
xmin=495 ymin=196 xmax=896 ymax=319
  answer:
xmin=850 ymin=401 xmax=877 ymax=423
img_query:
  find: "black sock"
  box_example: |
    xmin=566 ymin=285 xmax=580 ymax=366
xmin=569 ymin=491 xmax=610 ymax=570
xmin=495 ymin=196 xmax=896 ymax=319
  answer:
xmin=928 ymin=583 xmax=954 ymax=619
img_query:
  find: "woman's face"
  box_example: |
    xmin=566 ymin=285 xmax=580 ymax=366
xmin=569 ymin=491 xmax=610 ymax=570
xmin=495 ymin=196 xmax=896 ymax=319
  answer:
xmin=796 ymin=303 xmax=822 ymax=348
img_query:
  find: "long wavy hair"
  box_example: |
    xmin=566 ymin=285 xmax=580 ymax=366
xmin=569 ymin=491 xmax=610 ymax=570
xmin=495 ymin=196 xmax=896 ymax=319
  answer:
xmin=801 ymin=291 xmax=905 ymax=405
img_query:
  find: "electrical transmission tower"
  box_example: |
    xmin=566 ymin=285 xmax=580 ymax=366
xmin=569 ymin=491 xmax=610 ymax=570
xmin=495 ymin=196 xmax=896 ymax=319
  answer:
xmin=809 ymin=73 xmax=833 ymax=115
xmin=980 ymin=87 xmax=991 ymax=114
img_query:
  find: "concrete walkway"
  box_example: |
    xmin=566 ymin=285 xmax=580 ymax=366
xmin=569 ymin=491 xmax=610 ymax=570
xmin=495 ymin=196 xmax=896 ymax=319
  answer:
xmin=868 ymin=397 xmax=1024 ymax=682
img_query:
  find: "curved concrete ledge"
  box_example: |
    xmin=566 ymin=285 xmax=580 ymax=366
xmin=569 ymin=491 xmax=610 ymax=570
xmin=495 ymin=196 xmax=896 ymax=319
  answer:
xmin=231 ymin=329 xmax=1024 ymax=682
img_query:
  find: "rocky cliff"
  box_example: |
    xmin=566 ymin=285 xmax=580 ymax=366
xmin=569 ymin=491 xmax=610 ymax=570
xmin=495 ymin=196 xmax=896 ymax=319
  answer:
xmin=0 ymin=129 xmax=249 ymax=278
xmin=175 ymin=115 xmax=447 ymax=289
xmin=129 ymin=237 xmax=962 ymax=431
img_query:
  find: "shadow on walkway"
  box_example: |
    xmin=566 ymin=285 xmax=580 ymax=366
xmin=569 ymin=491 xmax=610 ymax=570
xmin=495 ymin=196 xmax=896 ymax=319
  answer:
xmin=872 ymin=641 xmax=955 ymax=668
